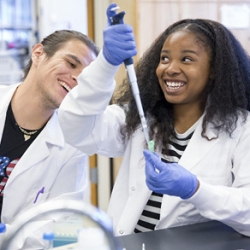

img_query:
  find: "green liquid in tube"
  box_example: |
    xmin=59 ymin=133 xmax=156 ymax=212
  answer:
xmin=148 ymin=140 xmax=155 ymax=152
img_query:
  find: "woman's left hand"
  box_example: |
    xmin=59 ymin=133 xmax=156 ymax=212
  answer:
xmin=144 ymin=150 xmax=199 ymax=199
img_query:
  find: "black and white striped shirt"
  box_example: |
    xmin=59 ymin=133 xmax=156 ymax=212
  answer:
xmin=134 ymin=121 xmax=199 ymax=233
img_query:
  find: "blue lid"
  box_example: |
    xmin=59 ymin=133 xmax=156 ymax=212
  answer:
xmin=0 ymin=223 xmax=6 ymax=233
xmin=43 ymin=232 xmax=55 ymax=240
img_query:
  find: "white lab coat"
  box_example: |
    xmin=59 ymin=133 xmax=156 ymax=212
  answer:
xmin=59 ymin=52 xmax=250 ymax=237
xmin=0 ymin=83 xmax=88 ymax=249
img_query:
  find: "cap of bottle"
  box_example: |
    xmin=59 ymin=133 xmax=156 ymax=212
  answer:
xmin=0 ymin=223 xmax=6 ymax=233
xmin=43 ymin=232 xmax=55 ymax=241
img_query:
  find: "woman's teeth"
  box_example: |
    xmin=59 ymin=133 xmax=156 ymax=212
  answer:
xmin=166 ymin=81 xmax=184 ymax=89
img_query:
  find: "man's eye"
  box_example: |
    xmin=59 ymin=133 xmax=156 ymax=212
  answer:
xmin=68 ymin=61 xmax=76 ymax=68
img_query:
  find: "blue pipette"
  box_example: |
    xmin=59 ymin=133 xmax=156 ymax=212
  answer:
xmin=110 ymin=7 xmax=155 ymax=152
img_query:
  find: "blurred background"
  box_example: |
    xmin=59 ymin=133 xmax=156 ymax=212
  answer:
xmin=1 ymin=0 xmax=249 ymax=212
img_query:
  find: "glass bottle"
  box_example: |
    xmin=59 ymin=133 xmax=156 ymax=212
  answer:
xmin=75 ymin=227 xmax=110 ymax=250
xmin=43 ymin=232 xmax=55 ymax=250
xmin=0 ymin=223 xmax=6 ymax=243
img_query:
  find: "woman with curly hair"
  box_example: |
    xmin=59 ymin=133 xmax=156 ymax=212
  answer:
xmin=59 ymin=4 xmax=250 ymax=238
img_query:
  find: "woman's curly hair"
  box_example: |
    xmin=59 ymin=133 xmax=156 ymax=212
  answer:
xmin=114 ymin=19 xmax=250 ymax=151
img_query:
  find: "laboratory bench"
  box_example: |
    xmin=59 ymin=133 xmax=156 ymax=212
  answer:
xmin=118 ymin=220 xmax=250 ymax=250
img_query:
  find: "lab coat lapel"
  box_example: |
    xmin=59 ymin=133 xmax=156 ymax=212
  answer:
xmin=129 ymin=129 xmax=152 ymax=205
xmin=6 ymin=111 xmax=64 ymax=182
xmin=0 ymin=84 xmax=19 ymax=140
xmin=179 ymin=120 xmax=219 ymax=171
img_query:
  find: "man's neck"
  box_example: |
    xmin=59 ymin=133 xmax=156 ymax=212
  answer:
xmin=11 ymin=84 xmax=53 ymax=130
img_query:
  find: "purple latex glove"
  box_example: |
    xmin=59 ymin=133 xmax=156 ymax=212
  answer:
xmin=144 ymin=150 xmax=199 ymax=199
xmin=103 ymin=3 xmax=137 ymax=66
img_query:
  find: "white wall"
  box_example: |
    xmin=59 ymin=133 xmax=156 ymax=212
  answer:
xmin=37 ymin=0 xmax=88 ymax=40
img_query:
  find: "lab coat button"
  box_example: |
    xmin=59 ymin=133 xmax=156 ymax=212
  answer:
xmin=119 ymin=230 xmax=124 ymax=234
xmin=131 ymin=187 xmax=135 ymax=191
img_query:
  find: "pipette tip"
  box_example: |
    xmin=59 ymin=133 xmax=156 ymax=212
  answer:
xmin=148 ymin=140 xmax=155 ymax=152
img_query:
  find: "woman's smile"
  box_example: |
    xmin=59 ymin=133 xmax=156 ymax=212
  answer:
xmin=164 ymin=80 xmax=186 ymax=93
xmin=156 ymin=30 xmax=211 ymax=106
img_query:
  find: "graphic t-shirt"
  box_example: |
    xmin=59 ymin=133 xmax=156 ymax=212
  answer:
xmin=0 ymin=103 xmax=43 ymax=221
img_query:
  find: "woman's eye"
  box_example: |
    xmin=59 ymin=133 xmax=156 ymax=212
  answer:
xmin=161 ymin=56 xmax=169 ymax=62
xmin=183 ymin=57 xmax=192 ymax=62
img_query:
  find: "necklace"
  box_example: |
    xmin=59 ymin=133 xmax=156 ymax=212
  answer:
xmin=17 ymin=126 xmax=38 ymax=141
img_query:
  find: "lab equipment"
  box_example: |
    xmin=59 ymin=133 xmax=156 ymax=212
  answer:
xmin=43 ymin=232 xmax=55 ymax=249
xmin=103 ymin=3 xmax=136 ymax=66
xmin=0 ymin=200 xmax=122 ymax=250
xmin=0 ymin=223 xmax=6 ymax=246
xmin=0 ymin=223 xmax=6 ymax=233
xmin=76 ymin=227 xmax=110 ymax=250
xmin=108 ymin=4 xmax=154 ymax=150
